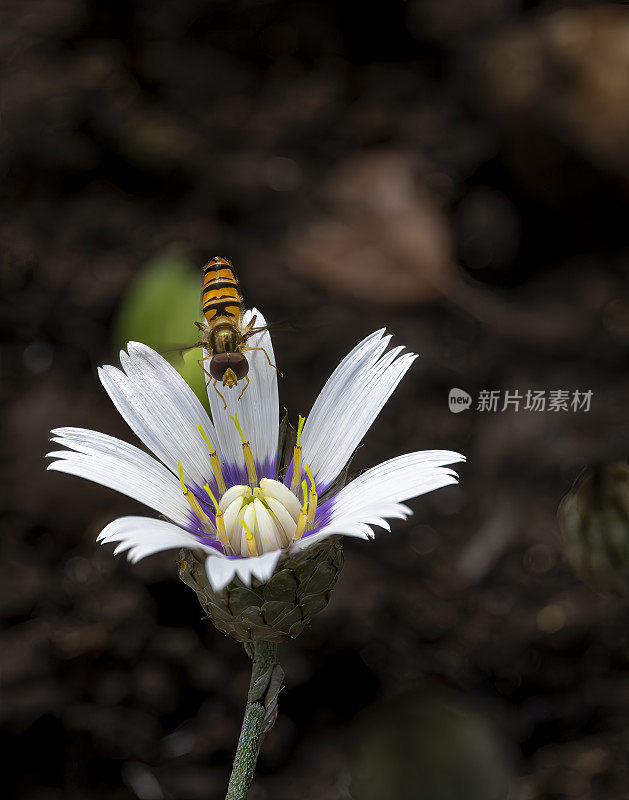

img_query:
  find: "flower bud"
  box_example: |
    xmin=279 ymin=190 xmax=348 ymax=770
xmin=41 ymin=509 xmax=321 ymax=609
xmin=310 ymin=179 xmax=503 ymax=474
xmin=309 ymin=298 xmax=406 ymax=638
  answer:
xmin=558 ymin=462 xmax=629 ymax=597
xmin=179 ymin=538 xmax=343 ymax=643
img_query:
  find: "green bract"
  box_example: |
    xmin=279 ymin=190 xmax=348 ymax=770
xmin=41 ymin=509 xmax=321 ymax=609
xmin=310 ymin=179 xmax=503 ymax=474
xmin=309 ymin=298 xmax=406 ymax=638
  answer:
xmin=179 ymin=537 xmax=343 ymax=642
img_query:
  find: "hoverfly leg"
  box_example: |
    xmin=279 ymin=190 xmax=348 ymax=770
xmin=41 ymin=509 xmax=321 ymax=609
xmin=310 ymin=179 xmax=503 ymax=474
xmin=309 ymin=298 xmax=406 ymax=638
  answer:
xmin=198 ymin=356 xmax=213 ymax=387
xmin=237 ymin=375 xmax=250 ymax=402
xmin=213 ymin=379 xmax=227 ymax=410
xmin=198 ymin=356 xmax=228 ymax=409
xmin=242 ymin=315 xmax=257 ymax=336
xmin=246 ymin=347 xmax=283 ymax=377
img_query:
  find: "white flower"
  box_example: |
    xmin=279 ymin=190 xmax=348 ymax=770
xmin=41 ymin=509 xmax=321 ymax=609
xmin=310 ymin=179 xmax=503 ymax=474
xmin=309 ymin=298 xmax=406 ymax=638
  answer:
xmin=48 ymin=309 xmax=465 ymax=591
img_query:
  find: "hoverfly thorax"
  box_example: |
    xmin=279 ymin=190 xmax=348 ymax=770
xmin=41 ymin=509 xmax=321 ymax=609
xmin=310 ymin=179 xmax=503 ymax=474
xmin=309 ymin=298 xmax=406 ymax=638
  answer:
xmin=209 ymin=322 xmax=241 ymax=355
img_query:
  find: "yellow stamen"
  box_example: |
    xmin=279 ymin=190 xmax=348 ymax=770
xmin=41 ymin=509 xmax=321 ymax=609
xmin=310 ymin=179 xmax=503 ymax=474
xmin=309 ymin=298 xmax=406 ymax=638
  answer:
xmin=177 ymin=460 xmax=186 ymax=493
xmin=296 ymin=414 xmax=305 ymax=446
xmin=241 ymin=518 xmax=258 ymax=556
xmin=290 ymin=449 xmax=303 ymax=494
xmin=210 ymin=453 xmax=227 ymax=494
xmin=301 ymin=478 xmax=308 ymax=508
xmin=204 ymin=483 xmax=230 ymax=551
xmin=230 ymin=411 xmax=247 ymax=442
xmin=197 ymin=423 xmax=226 ymax=493
xmin=290 ymin=414 xmax=306 ymax=493
xmin=230 ymin=412 xmax=257 ymax=487
xmin=203 ymin=483 xmax=219 ymax=508
xmin=177 ymin=460 xmax=208 ymax=521
xmin=196 ymin=422 xmax=213 ymax=451
xmin=293 ymin=512 xmax=307 ymax=541
xmin=304 ymin=464 xmax=318 ymax=529
xmin=293 ymin=478 xmax=309 ymax=541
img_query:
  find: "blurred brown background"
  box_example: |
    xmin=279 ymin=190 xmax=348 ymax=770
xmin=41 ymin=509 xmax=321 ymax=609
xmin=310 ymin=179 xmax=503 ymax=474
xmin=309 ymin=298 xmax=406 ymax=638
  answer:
xmin=2 ymin=1 xmax=629 ymax=798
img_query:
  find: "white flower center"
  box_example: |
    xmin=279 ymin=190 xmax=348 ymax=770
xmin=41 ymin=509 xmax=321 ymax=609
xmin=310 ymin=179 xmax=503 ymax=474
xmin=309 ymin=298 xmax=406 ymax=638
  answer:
xmin=177 ymin=415 xmax=318 ymax=558
xmin=220 ymin=478 xmax=302 ymax=557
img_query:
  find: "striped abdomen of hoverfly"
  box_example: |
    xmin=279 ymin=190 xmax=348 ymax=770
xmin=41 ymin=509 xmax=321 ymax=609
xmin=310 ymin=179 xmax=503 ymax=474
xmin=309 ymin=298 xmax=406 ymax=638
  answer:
xmin=202 ymin=256 xmax=243 ymax=327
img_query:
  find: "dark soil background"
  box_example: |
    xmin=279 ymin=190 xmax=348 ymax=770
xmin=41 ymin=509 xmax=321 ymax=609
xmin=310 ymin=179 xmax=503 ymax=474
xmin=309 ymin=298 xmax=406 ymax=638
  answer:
xmin=2 ymin=1 xmax=629 ymax=798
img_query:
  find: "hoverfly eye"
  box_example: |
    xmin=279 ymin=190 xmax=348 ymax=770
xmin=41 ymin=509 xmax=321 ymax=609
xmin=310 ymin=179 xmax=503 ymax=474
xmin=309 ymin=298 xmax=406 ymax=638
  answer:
xmin=230 ymin=354 xmax=249 ymax=380
xmin=209 ymin=353 xmax=248 ymax=381
xmin=209 ymin=354 xmax=230 ymax=380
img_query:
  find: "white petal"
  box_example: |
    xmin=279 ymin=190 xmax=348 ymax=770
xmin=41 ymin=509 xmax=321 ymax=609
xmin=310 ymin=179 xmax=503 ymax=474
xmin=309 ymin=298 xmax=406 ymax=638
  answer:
xmin=97 ymin=517 xmax=211 ymax=563
xmin=99 ymin=342 xmax=218 ymax=490
xmin=233 ymin=550 xmax=282 ymax=585
xmin=48 ymin=428 xmax=191 ymax=526
xmin=265 ymin=496 xmax=297 ymax=542
xmin=331 ymin=450 xmax=464 ymax=516
xmin=253 ymin=498 xmax=281 ymax=553
xmin=205 ymin=541 xmax=283 ymax=591
xmin=219 ymin=484 xmax=251 ymax=512
xmin=293 ymin=450 xmax=464 ymax=550
xmin=239 ymin=527 xmax=249 ymax=557
xmin=205 ymin=555 xmax=238 ymax=592
xmin=223 ymin=497 xmax=246 ymax=549
xmin=259 ymin=478 xmax=301 ymax=522
xmin=293 ymin=524 xmax=373 ymax=551
xmin=300 ymin=329 xmax=419 ymax=489
xmin=207 ymin=308 xmax=279 ymax=477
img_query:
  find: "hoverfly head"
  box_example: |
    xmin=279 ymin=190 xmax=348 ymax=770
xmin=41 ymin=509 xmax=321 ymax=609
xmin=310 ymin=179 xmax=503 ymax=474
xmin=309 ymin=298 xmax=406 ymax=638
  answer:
xmin=210 ymin=352 xmax=249 ymax=388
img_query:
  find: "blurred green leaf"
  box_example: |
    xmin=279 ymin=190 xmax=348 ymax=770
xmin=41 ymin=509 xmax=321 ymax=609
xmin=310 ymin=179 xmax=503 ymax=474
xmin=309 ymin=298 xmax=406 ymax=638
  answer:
xmin=351 ymin=683 xmax=513 ymax=800
xmin=113 ymin=250 xmax=208 ymax=408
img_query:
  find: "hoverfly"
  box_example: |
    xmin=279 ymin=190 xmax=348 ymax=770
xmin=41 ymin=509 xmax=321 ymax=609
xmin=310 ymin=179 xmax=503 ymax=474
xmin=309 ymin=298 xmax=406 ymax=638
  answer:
xmin=192 ymin=256 xmax=278 ymax=408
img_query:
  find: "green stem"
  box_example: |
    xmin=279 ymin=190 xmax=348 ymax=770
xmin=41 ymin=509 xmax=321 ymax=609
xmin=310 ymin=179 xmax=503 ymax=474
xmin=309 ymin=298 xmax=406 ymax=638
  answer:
xmin=225 ymin=641 xmax=280 ymax=800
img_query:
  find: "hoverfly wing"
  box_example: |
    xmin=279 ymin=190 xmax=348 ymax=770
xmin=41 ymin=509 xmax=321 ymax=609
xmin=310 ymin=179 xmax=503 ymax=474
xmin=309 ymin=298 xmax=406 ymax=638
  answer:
xmin=158 ymin=341 xmax=204 ymax=358
xmin=241 ymin=320 xmax=297 ymax=340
